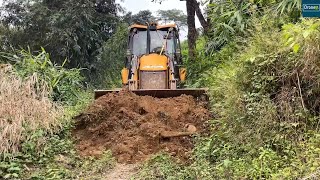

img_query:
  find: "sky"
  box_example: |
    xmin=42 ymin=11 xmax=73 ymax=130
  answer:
xmin=118 ymin=0 xmax=202 ymax=39
xmin=118 ymin=0 xmax=201 ymax=26
xmin=119 ymin=0 xmax=187 ymax=15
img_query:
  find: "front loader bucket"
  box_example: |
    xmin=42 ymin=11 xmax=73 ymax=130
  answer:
xmin=94 ymin=88 xmax=209 ymax=100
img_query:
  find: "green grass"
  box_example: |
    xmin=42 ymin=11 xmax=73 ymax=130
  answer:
xmin=135 ymin=18 xmax=320 ymax=180
xmin=0 ymin=49 xmax=117 ymax=179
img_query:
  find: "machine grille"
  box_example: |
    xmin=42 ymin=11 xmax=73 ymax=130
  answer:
xmin=140 ymin=71 xmax=167 ymax=89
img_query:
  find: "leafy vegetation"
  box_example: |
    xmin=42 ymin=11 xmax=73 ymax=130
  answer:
xmin=1 ymin=0 xmax=121 ymax=72
xmin=1 ymin=48 xmax=84 ymax=105
xmin=2 ymin=0 xmax=320 ymax=179
xmin=136 ymin=1 xmax=320 ymax=180
xmin=0 ymin=49 xmax=95 ymax=179
xmin=195 ymin=18 xmax=320 ymax=179
xmin=94 ymin=23 xmax=128 ymax=89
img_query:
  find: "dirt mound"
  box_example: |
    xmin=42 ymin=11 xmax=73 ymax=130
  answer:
xmin=73 ymin=91 xmax=210 ymax=163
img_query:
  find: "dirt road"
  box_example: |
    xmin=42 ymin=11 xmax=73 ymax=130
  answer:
xmin=105 ymin=163 xmax=139 ymax=180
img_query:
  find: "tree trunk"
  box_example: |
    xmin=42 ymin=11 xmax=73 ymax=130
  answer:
xmin=186 ymin=0 xmax=196 ymax=61
xmin=193 ymin=0 xmax=209 ymax=34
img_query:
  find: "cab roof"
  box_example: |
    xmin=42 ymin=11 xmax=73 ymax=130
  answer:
xmin=129 ymin=23 xmax=178 ymax=30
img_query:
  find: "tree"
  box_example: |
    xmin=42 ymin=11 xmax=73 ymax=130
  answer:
xmin=152 ymin=0 xmax=209 ymax=61
xmin=123 ymin=10 xmax=155 ymax=25
xmin=95 ymin=23 xmax=128 ymax=88
xmin=156 ymin=9 xmax=187 ymax=27
xmin=1 ymin=0 xmax=122 ymax=81
xmin=123 ymin=9 xmax=187 ymax=27
xmin=186 ymin=0 xmax=197 ymax=60
xmin=194 ymin=0 xmax=209 ymax=33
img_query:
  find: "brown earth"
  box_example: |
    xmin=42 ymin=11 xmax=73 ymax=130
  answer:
xmin=73 ymin=91 xmax=211 ymax=163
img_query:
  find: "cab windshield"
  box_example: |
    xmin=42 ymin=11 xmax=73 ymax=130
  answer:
xmin=132 ymin=29 xmax=175 ymax=56
xmin=132 ymin=30 xmax=147 ymax=56
xmin=150 ymin=30 xmax=174 ymax=55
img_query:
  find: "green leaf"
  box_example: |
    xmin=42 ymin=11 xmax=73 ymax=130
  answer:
xmin=7 ymin=166 xmax=21 ymax=172
xmin=292 ymin=43 xmax=300 ymax=53
xmin=223 ymin=159 xmax=232 ymax=167
xmin=285 ymin=37 xmax=294 ymax=45
xmin=4 ymin=174 xmax=11 ymax=179
xmin=11 ymin=173 xmax=19 ymax=178
xmin=303 ymin=30 xmax=310 ymax=38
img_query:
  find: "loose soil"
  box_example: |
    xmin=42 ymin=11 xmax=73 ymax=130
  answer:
xmin=73 ymin=91 xmax=210 ymax=163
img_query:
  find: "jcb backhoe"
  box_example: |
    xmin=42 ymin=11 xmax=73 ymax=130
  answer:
xmin=94 ymin=22 xmax=207 ymax=100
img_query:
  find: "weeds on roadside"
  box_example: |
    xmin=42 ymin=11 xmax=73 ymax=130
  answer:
xmin=136 ymin=19 xmax=320 ymax=180
xmin=1 ymin=48 xmax=84 ymax=105
xmin=0 ymin=49 xmax=98 ymax=179
xmin=0 ymin=65 xmax=62 ymax=155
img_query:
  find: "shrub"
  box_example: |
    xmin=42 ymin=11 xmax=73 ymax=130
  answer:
xmin=194 ymin=18 xmax=320 ymax=179
xmin=0 ymin=64 xmax=62 ymax=155
xmin=1 ymin=48 xmax=84 ymax=105
xmin=0 ymin=49 xmax=90 ymax=179
xmin=95 ymin=23 xmax=127 ymax=88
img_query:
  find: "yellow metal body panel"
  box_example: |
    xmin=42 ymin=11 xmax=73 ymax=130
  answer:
xmin=130 ymin=24 xmax=147 ymax=29
xmin=179 ymin=68 xmax=187 ymax=82
xmin=133 ymin=69 xmax=138 ymax=81
xmin=121 ymin=68 xmax=129 ymax=84
xmin=140 ymin=54 xmax=168 ymax=71
xmin=157 ymin=24 xmax=177 ymax=29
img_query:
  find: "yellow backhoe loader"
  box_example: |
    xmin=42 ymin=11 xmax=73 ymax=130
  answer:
xmin=94 ymin=22 xmax=208 ymax=100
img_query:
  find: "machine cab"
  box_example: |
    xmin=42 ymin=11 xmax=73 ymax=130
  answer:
xmin=123 ymin=22 xmax=185 ymax=90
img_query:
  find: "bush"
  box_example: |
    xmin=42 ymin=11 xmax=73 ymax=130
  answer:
xmin=193 ymin=18 xmax=320 ymax=179
xmin=94 ymin=23 xmax=128 ymax=88
xmin=138 ymin=18 xmax=320 ymax=180
xmin=0 ymin=49 xmax=92 ymax=179
xmin=0 ymin=65 xmax=62 ymax=155
xmin=1 ymin=48 xmax=84 ymax=105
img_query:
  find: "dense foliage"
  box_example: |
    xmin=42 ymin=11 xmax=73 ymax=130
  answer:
xmin=1 ymin=48 xmax=84 ymax=104
xmin=1 ymin=0 xmax=121 ymax=81
xmin=0 ymin=50 xmax=93 ymax=179
xmin=0 ymin=1 xmax=190 ymax=178
xmin=94 ymin=23 xmax=128 ymax=88
xmin=136 ymin=0 xmax=320 ymax=180
xmin=2 ymin=0 xmax=320 ymax=179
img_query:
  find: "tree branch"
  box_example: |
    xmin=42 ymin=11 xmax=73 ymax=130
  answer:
xmin=192 ymin=0 xmax=209 ymax=33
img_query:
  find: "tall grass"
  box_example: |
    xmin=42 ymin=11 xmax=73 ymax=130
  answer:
xmin=137 ymin=18 xmax=320 ymax=179
xmin=0 ymin=64 xmax=62 ymax=155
